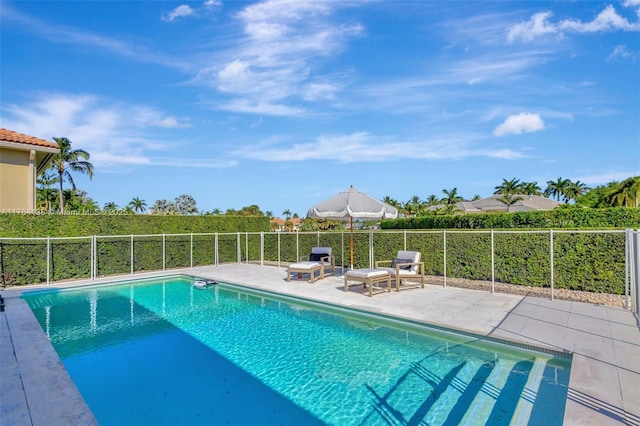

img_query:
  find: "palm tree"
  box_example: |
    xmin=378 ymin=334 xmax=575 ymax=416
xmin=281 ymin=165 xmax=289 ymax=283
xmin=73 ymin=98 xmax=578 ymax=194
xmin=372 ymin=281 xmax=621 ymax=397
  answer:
xmin=424 ymin=194 xmax=440 ymax=206
xmin=563 ymin=181 xmax=588 ymax=204
xmin=544 ymin=177 xmax=571 ymax=202
xmin=51 ymin=137 xmax=94 ymax=213
xmin=497 ymin=193 xmax=524 ymax=212
xmin=128 ymin=197 xmax=147 ymax=213
xmin=494 ymin=178 xmax=522 ymax=195
xmin=441 ymin=188 xmax=463 ymax=205
xmin=103 ymin=201 xmax=119 ymax=211
xmin=605 ymin=177 xmax=640 ymax=207
xmin=520 ymin=182 xmax=542 ymax=196
xmin=264 ymin=210 xmax=274 ymax=219
xmin=471 ymin=194 xmax=481 ymax=201
xmin=282 ymin=209 xmax=291 ymax=219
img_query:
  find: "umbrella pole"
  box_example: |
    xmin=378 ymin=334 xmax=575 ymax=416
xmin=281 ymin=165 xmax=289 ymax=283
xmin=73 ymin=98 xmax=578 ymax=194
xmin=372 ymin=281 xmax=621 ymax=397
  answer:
xmin=350 ymin=216 xmax=354 ymax=270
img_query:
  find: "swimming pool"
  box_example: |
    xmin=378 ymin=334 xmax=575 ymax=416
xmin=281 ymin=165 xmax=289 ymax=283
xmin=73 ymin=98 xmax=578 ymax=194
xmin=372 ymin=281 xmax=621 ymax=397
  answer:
xmin=23 ymin=275 xmax=571 ymax=425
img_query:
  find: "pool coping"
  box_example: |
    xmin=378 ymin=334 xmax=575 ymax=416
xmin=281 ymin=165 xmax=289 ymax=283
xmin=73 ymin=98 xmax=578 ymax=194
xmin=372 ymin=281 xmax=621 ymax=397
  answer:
xmin=1 ymin=264 xmax=639 ymax=425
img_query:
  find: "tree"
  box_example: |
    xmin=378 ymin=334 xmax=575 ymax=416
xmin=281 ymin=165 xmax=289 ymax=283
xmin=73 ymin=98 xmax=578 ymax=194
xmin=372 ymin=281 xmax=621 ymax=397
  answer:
xmin=175 ymin=194 xmax=199 ymax=214
xmin=424 ymin=194 xmax=440 ymax=206
xmin=150 ymin=199 xmax=177 ymax=214
xmin=103 ymin=201 xmax=119 ymax=211
xmin=36 ymin=172 xmax=59 ymax=212
xmin=494 ymin=178 xmax=522 ymax=195
xmin=605 ymin=177 xmax=640 ymax=207
xmin=544 ymin=177 xmax=571 ymax=202
xmin=520 ymin=182 xmax=542 ymax=196
xmin=282 ymin=209 xmax=292 ymax=219
xmin=563 ymin=181 xmax=588 ymax=204
xmin=237 ymin=205 xmax=263 ymax=216
xmin=471 ymin=194 xmax=481 ymax=201
xmin=128 ymin=197 xmax=147 ymax=213
xmin=497 ymin=193 xmax=523 ymax=212
xmin=441 ymin=188 xmax=463 ymax=205
xmin=264 ymin=210 xmax=274 ymax=219
xmin=50 ymin=137 xmax=94 ymax=213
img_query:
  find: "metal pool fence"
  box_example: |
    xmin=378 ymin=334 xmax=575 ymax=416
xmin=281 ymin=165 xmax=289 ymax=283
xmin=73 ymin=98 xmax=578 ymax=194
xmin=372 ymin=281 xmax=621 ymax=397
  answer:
xmin=1 ymin=229 xmax=639 ymax=314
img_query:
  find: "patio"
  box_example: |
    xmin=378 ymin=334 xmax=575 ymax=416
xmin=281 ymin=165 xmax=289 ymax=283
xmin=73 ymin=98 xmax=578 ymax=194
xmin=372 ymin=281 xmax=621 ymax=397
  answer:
xmin=1 ymin=263 xmax=638 ymax=425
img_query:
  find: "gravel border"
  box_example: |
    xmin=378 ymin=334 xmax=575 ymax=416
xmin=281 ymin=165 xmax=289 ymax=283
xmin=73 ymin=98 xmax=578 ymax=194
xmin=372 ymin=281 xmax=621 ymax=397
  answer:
xmin=423 ymin=276 xmax=628 ymax=308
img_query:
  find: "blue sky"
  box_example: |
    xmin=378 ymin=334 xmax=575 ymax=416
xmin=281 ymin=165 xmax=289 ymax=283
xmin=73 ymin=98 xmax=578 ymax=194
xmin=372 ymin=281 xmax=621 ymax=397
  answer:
xmin=2 ymin=0 xmax=639 ymax=216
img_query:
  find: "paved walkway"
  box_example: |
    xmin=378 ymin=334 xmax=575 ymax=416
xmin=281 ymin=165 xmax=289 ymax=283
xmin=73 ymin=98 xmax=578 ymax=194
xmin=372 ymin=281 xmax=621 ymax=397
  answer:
xmin=1 ymin=264 xmax=639 ymax=425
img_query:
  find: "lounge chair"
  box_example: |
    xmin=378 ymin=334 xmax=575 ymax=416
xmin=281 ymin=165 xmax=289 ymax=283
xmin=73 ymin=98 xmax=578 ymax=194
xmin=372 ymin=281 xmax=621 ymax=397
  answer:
xmin=286 ymin=247 xmax=334 ymax=283
xmin=375 ymin=250 xmax=425 ymax=292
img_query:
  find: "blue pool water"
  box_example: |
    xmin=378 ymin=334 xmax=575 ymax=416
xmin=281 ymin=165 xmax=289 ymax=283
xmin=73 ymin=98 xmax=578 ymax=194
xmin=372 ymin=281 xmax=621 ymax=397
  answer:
xmin=23 ymin=276 xmax=571 ymax=425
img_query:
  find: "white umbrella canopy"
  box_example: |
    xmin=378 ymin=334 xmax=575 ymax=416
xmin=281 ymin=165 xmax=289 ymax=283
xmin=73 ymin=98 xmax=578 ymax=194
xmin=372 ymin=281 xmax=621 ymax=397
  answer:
xmin=307 ymin=186 xmax=398 ymax=269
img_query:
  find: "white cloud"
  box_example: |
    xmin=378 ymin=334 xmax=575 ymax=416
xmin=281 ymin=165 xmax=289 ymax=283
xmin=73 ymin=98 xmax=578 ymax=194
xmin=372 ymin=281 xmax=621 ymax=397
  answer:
xmin=199 ymin=0 xmax=364 ymax=115
xmin=508 ymin=5 xmax=640 ymax=43
xmin=507 ymin=12 xmax=558 ymax=43
xmin=217 ymin=99 xmax=305 ymax=116
xmin=493 ymin=113 xmax=545 ymax=136
xmin=231 ymin=131 xmax=527 ymax=163
xmin=607 ymin=45 xmax=637 ymax=61
xmin=577 ymin=171 xmax=638 ymax=185
xmin=204 ymin=0 xmax=222 ymax=10
xmin=0 ymin=93 xmax=194 ymax=169
xmin=162 ymin=5 xmax=195 ymax=22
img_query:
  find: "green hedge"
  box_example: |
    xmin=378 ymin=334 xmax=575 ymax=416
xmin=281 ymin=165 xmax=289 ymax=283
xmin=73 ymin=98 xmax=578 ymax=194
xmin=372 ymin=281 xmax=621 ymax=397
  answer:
xmin=0 ymin=214 xmax=268 ymax=286
xmin=381 ymin=207 xmax=640 ymax=230
xmin=0 ymin=214 xmax=269 ymax=237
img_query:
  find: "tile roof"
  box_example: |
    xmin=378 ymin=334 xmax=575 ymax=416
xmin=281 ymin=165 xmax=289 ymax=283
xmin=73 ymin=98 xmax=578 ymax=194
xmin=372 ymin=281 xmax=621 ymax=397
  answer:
xmin=0 ymin=128 xmax=59 ymax=150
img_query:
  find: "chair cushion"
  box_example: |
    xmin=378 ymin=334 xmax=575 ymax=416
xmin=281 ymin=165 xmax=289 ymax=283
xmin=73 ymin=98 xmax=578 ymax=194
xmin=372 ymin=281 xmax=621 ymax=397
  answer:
xmin=309 ymin=253 xmax=329 ymax=262
xmin=346 ymin=268 xmax=389 ymax=279
xmin=312 ymin=247 xmax=332 ymax=255
xmin=391 ymin=258 xmax=413 ymax=270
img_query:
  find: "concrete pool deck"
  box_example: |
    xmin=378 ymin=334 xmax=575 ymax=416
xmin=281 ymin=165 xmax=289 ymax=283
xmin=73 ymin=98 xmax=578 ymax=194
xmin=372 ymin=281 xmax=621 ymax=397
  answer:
xmin=1 ymin=263 xmax=639 ymax=425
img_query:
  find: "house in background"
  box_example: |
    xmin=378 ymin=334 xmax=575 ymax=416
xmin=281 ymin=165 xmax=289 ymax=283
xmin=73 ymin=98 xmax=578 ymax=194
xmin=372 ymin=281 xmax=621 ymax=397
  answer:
xmin=428 ymin=194 xmax=561 ymax=214
xmin=0 ymin=128 xmax=59 ymax=211
xmin=270 ymin=217 xmax=302 ymax=231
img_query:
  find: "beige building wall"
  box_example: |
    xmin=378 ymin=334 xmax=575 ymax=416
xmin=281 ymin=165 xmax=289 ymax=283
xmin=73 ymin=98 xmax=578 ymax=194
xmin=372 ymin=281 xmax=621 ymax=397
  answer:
xmin=0 ymin=148 xmax=35 ymax=211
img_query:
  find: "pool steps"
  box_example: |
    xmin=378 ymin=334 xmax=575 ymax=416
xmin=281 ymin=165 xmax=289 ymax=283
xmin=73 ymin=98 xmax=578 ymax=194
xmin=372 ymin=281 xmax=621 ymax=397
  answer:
xmin=368 ymin=355 xmax=549 ymax=425
xmin=509 ymin=357 xmax=547 ymax=425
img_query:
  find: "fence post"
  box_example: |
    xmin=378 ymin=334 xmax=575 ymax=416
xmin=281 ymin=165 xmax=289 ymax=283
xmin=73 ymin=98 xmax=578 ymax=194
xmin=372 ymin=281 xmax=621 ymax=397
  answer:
xmin=296 ymin=232 xmax=299 ymax=263
xmin=277 ymin=232 xmax=281 ymax=267
xmin=404 ymin=229 xmax=407 ymax=251
xmin=162 ymin=233 xmax=166 ymax=271
xmin=92 ymin=235 xmax=97 ymax=280
xmin=214 ymin=233 xmax=218 ymax=266
xmin=131 ymin=234 xmax=134 ymax=275
xmin=47 ymin=236 xmax=51 ymax=285
xmin=550 ymin=229 xmax=554 ymax=301
xmin=260 ymin=232 xmax=264 ymax=266
xmin=237 ymin=232 xmax=241 ymax=264
xmin=369 ymin=230 xmax=374 ymax=268
xmin=491 ymin=230 xmax=495 ymax=294
xmin=443 ymin=229 xmax=447 ymax=288
xmin=190 ymin=233 xmax=193 ymax=268
xmin=341 ymin=231 xmax=345 ymax=271
xmin=626 ymin=229 xmax=630 ymax=310
xmin=245 ymin=233 xmax=249 ymax=264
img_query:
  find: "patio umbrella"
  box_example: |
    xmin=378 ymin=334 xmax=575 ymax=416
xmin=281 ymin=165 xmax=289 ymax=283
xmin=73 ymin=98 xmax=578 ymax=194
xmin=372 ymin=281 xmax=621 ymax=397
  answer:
xmin=307 ymin=185 xmax=398 ymax=269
